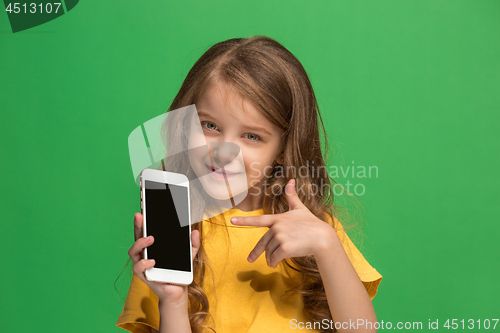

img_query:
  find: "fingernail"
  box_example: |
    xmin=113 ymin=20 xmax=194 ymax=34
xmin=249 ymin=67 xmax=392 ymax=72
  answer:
xmin=231 ymin=217 xmax=237 ymax=224
xmin=149 ymin=259 xmax=155 ymax=264
xmin=290 ymin=179 xmax=295 ymax=186
xmin=247 ymin=255 xmax=253 ymax=262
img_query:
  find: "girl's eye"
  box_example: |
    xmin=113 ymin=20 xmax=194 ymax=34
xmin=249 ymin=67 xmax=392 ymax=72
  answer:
xmin=201 ymin=121 xmax=261 ymax=142
xmin=245 ymin=133 xmax=261 ymax=142
xmin=202 ymin=121 xmax=218 ymax=131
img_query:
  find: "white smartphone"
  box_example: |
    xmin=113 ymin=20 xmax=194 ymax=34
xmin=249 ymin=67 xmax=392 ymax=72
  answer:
xmin=140 ymin=168 xmax=193 ymax=285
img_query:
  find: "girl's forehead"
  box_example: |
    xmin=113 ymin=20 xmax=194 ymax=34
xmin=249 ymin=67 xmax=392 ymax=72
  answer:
xmin=197 ymin=83 xmax=268 ymax=127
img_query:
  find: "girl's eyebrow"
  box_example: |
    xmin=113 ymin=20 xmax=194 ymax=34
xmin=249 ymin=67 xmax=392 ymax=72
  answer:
xmin=197 ymin=110 xmax=272 ymax=136
xmin=197 ymin=110 xmax=215 ymax=119
xmin=243 ymin=124 xmax=272 ymax=136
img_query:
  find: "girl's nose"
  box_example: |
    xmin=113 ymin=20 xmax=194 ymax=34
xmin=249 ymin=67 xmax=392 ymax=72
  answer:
xmin=210 ymin=141 xmax=241 ymax=168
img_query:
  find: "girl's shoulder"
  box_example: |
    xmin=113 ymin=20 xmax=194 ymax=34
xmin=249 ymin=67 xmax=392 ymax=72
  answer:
xmin=322 ymin=211 xmax=383 ymax=300
xmin=322 ymin=211 xmax=343 ymax=231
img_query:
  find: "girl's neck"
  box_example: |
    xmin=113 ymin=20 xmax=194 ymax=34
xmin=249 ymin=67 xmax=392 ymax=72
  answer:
xmin=234 ymin=179 xmax=266 ymax=212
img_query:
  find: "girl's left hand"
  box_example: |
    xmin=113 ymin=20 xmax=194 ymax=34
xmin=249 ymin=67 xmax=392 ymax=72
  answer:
xmin=230 ymin=179 xmax=337 ymax=268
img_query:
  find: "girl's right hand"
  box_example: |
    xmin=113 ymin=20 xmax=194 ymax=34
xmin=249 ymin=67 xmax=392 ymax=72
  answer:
xmin=128 ymin=212 xmax=200 ymax=303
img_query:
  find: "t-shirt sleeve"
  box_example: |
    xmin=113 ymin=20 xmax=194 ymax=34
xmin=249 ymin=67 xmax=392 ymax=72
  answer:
xmin=325 ymin=214 xmax=383 ymax=300
xmin=116 ymin=273 xmax=160 ymax=333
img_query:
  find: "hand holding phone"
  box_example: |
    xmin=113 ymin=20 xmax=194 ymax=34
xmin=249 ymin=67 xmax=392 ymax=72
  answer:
xmin=128 ymin=212 xmax=201 ymax=303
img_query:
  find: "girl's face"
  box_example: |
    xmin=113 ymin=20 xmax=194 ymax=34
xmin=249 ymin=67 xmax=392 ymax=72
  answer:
xmin=187 ymin=83 xmax=283 ymax=208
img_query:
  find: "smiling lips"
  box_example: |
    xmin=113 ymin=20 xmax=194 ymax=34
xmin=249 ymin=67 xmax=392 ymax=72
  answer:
xmin=205 ymin=164 xmax=241 ymax=179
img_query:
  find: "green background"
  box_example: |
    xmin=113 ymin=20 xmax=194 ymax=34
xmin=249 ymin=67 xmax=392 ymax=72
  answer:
xmin=1 ymin=0 xmax=499 ymax=332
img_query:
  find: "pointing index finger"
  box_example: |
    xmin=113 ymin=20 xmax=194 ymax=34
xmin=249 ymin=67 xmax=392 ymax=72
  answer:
xmin=230 ymin=214 xmax=274 ymax=227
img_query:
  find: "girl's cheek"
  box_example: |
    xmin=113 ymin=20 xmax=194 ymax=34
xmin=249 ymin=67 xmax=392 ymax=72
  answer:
xmin=188 ymin=132 xmax=208 ymax=150
xmin=245 ymin=161 xmax=268 ymax=185
xmin=187 ymin=133 xmax=210 ymax=175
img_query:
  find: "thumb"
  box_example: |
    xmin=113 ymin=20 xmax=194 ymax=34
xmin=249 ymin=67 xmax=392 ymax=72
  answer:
xmin=285 ymin=179 xmax=303 ymax=210
xmin=133 ymin=213 xmax=143 ymax=242
xmin=191 ymin=229 xmax=201 ymax=260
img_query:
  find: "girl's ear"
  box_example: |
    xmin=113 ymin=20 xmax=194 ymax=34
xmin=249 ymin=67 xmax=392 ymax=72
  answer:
xmin=276 ymin=152 xmax=284 ymax=165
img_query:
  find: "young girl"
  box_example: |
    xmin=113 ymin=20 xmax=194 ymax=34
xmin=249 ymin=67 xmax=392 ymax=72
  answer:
xmin=117 ymin=35 xmax=382 ymax=333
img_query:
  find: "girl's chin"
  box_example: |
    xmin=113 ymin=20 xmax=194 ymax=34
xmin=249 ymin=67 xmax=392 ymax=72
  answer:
xmin=198 ymin=176 xmax=249 ymax=201
xmin=207 ymin=191 xmax=250 ymax=206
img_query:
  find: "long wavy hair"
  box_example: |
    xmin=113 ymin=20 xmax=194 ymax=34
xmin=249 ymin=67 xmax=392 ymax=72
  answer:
xmin=157 ymin=35 xmax=358 ymax=333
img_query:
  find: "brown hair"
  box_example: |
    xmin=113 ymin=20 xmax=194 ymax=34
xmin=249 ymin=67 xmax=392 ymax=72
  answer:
xmin=160 ymin=35 xmax=354 ymax=333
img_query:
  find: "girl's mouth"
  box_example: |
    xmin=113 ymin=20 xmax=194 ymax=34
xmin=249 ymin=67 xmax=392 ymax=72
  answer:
xmin=205 ymin=164 xmax=241 ymax=179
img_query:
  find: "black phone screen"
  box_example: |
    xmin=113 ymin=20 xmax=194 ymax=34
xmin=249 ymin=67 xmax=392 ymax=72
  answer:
xmin=144 ymin=180 xmax=191 ymax=272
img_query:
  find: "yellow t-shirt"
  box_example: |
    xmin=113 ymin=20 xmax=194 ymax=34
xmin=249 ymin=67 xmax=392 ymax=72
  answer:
xmin=116 ymin=208 xmax=382 ymax=333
